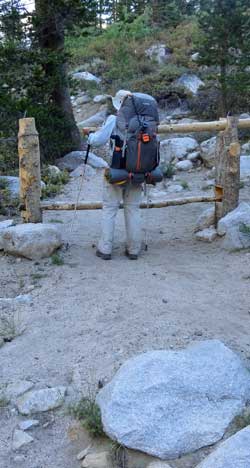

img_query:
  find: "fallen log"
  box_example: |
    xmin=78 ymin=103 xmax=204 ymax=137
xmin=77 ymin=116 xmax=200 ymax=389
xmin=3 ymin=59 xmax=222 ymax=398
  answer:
xmin=41 ymin=195 xmax=221 ymax=211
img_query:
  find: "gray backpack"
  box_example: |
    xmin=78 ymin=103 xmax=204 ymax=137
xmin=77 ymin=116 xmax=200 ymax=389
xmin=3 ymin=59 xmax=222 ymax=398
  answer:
xmin=114 ymin=93 xmax=160 ymax=174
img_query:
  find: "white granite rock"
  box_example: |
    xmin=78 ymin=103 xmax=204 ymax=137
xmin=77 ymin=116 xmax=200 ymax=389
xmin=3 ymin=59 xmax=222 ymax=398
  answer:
xmin=17 ymin=386 xmax=66 ymax=415
xmin=174 ymin=74 xmax=205 ymax=95
xmin=176 ymin=160 xmax=193 ymax=171
xmin=195 ymin=208 xmax=215 ymax=232
xmin=200 ymin=137 xmax=217 ymax=169
xmin=195 ymin=227 xmax=217 ymax=243
xmin=12 ymin=429 xmax=34 ymax=450
xmin=72 ymin=71 xmax=101 ymax=83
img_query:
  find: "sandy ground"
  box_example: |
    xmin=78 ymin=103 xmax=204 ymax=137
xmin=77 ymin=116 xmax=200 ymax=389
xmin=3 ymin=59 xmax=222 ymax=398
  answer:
xmin=1 ymin=168 xmax=250 ymax=468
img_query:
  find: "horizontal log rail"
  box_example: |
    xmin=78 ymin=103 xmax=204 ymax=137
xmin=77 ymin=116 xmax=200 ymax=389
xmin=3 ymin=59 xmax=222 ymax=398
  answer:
xmin=81 ymin=118 xmax=250 ymax=135
xmin=41 ymin=195 xmax=221 ymax=211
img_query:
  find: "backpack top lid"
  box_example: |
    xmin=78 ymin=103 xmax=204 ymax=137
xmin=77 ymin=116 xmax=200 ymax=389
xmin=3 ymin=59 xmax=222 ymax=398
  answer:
xmin=116 ymin=93 xmax=159 ymax=135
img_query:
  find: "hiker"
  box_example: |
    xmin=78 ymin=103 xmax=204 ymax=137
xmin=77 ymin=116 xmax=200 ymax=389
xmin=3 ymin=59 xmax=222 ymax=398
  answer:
xmin=84 ymin=90 xmax=160 ymax=260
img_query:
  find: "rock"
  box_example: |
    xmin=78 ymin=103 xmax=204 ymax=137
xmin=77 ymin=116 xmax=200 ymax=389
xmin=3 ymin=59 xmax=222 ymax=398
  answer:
xmin=217 ymin=202 xmax=250 ymax=236
xmin=145 ymin=44 xmax=172 ymax=64
xmin=241 ymin=142 xmax=250 ymax=154
xmin=70 ymin=165 xmax=96 ymax=178
xmin=167 ymin=184 xmax=184 ymax=193
xmin=195 ymin=208 xmax=215 ymax=232
xmin=176 ymin=160 xmax=193 ymax=171
xmin=0 ymin=294 xmax=33 ymax=309
xmin=72 ymin=71 xmax=101 ymax=83
xmin=0 ymin=219 xmax=14 ymax=230
xmin=97 ymin=340 xmax=250 ymax=460
xmin=12 ymin=429 xmax=34 ymax=450
xmin=147 ymin=463 xmax=172 ymax=468
xmin=222 ymin=225 xmax=250 ymax=251
xmin=196 ymin=426 xmax=250 ymax=468
xmin=191 ymin=52 xmax=200 ymax=62
xmin=77 ymin=445 xmax=92 ymax=461
xmin=75 ymin=94 xmax=91 ymax=106
xmin=17 ymin=386 xmax=66 ymax=415
xmin=19 ymin=419 xmax=39 ymax=431
xmin=200 ymin=136 xmax=217 ymax=168
xmin=0 ymin=176 xmax=45 ymax=199
xmin=160 ymin=137 xmax=199 ymax=163
xmin=174 ymin=73 xmax=205 ymax=95
xmin=187 ymin=151 xmax=200 ymax=161
xmin=0 ymin=223 xmax=63 ymax=260
xmin=56 ymin=151 xmax=108 ymax=172
xmin=47 ymin=165 xmax=61 ymax=177
xmin=78 ymin=110 xmax=107 ymax=128
xmin=93 ymin=94 xmax=110 ymax=104
xmin=82 ymin=452 xmax=110 ymax=468
xmin=240 ymin=155 xmax=250 ymax=177
xmin=195 ymin=227 xmax=217 ymax=243
xmin=5 ymin=381 xmax=34 ymax=400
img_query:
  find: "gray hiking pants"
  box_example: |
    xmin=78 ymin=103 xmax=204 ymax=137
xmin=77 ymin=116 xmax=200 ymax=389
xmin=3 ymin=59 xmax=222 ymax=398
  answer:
xmin=98 ymin=178 xmax=142 ymax=255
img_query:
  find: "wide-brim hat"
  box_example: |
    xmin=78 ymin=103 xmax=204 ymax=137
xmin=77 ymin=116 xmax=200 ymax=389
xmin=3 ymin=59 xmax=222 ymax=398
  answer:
xmin=112 ymin=89 xmax=132 ymax=110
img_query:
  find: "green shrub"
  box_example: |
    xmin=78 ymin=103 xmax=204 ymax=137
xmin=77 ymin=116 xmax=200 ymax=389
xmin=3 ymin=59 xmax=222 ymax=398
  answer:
xmin=161 ymin=162 xmax=176 ymax=179
xmin=41 ymin=168 xmax=69 ymax=198
xmin=70 ymin=397 xmax=104 ymax=437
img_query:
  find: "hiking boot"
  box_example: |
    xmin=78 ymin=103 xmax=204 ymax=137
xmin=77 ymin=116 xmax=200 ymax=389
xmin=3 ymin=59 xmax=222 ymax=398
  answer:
xmin=125 ymin=249 xmax=138 ymax=260
xmin=96 ymin=249 xmax=111 ymax=260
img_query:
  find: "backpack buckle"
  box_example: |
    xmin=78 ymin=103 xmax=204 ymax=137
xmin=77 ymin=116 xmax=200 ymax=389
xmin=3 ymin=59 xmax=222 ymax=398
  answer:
xmin=142 ymin=133 xmax=150 ymax=143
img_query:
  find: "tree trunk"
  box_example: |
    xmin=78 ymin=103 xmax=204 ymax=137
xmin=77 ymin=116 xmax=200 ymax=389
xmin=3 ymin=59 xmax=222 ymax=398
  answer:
xmin=35 ymin=0 xmax=82 ymax=154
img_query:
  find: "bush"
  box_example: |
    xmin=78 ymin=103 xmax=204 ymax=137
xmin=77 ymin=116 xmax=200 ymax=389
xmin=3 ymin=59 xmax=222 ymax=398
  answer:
xmin=70 ymin=397 xmax=104 ymax=437
xmin=41 ymin=167 xmax=69 ymax=198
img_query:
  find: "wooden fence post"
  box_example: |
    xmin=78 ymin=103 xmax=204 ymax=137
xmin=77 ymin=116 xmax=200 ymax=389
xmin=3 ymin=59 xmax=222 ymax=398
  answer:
xmin=18 ymin=118 xmax=42 ymax=223
xmin=215 ymin=116 xmax=240 ymax=225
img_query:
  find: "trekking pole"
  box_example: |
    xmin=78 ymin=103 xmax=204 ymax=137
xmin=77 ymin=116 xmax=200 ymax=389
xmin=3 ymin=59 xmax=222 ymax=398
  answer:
xmin=70 ymin=144 xmax=91 ymax=232
xmin=144 ymin=181 xmax=150 ymax=252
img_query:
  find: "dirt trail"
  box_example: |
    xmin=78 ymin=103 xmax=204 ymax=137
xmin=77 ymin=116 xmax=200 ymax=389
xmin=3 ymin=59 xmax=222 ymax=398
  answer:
xmin=1 ymin=168 xmax=250 ymax=468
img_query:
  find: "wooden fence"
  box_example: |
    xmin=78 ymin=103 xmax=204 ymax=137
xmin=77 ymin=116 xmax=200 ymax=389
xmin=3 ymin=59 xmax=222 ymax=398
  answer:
xmin=18 ymin=116 xmax=250 ymax=225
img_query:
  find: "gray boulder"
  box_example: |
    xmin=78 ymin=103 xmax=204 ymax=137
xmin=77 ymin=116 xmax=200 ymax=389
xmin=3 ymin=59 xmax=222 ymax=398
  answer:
xmin=196 ymin=426 xmax=250 ymax=468
xmin=17 ymin=386 xmax=66 ymax=415
xmin=93 ymin=94 xmax=110 ymax=104
xmin=19 ymin=420 xmax=39 ymax=431
xmin=241 ymin=142 xmax=250 ymax=154
xmin=97 ymin=340 xmax=250 ymax=460
xmin=174 ymin=74 xmax=205 ymax=95
xmin=78 ymin=110 xmax=107 ymax=128
xmin=176 ymin=160 xmax=193 ymax=171
xmin=200 ymin=137 xmax=217 ymax=168
xmin=147 ymin=463 xmax=172 ymax=468
xmin=160 ymin=137 xmax=199 ymax=163
xmin=145 ymin=44 xmax=172 ymax=64
xmin=217 ymin=203 xmax=250 ymax=251
xmin=240 ymin=155 xmax=250 ymax=178
xmin=74 ymin=94 xmax=91 ymax=106
xmin=0 ymin=223 xmax=62 ymax=260
xmin=56 ymin=151 xmax=108 ymax=171
xmin=47 ymin=165 xmax=61 ymax=177
xmin=195 ymin=208 xmax=215 ymax=232
xmin=217 ymin=202 xmax=250 ymax=236
xmin=72 ymin=71 xmax=101 ymax=83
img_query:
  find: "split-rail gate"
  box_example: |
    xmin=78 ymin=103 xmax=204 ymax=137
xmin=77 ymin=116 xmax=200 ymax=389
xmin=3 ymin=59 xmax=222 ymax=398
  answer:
xmin=17 ymin=116 xmax=250 ymax=226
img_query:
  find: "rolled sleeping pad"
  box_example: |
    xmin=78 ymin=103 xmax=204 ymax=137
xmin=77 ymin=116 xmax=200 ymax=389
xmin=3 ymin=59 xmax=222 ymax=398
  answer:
xmin=105 ymin=168 xmax=129 ymax=184
xmin=105 ymin=167 xmax=163 ymax=185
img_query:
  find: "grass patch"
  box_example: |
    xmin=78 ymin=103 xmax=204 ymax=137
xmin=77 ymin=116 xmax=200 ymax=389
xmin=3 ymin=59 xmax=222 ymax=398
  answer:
xmin=178 ymin=179 xmax=190 ymax=190
xmin=110 ymin=441 xmax=128 ymax=468
xmin=51 ymin=253 xmax=64 ymax=266
xmin=234 ymin=410 xmax=250 ymax=430
xmin=0 ymin=396 xmax=9 ymax=408
xmin=70 ymin=397 xmax=104 ymax=437
xmin=240 ymin=181 xmax=245 ymax=189
xmin=48 ymin=219 xmax=64 ymax=224
xmin=30 ymin=273 xmax=47 ymax=281
xmin=0 ymin=313 xmax=25 ymax=343
xmin=239 ymin=223 xmax=250 ymax=235
xmin=41 ymin=168 xmax=69 ymax=199
xmin=161 ymin=162 xmax=176 ymax=179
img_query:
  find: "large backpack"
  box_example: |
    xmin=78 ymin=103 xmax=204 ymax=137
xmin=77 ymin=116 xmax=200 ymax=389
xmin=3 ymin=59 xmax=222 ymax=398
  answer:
xmin=111 ymin=93 xmax=160 ymax=174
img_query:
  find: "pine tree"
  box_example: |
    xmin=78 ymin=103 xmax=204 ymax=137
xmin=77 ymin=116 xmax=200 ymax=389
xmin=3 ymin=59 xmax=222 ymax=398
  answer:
xmin=198 ymin=0 xmax=250 ymax=115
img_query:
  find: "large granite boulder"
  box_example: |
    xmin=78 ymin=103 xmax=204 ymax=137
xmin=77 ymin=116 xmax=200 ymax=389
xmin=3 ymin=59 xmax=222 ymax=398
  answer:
xmin=0 ymin=176 xmax=45 ymax=199
xmin=56 ymin=151 xmax=108 ymax=171
xmin=196 ymin=426 xmax=250 ymax=468
xmin=72 ymin=71 xmax=101 ymax=83
xmin=160 ymin=137 xmax=199 ymax=164
xmin=174 ymin=74 xmax=205 ymax=95
xmin=78 ymin=110 xmax=107 ymax=128
xmin=97 ymin=340 xmax=250 ymax=460
xmin=0 ymin=223 xmax=62 ymax=259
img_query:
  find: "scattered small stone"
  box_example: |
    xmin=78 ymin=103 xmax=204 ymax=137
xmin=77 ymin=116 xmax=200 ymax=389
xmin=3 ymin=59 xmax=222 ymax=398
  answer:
xmin=12 ymin=429 xmax=34 ymax=451
xmin=201 ymin=179 xmax=215 ymax=190
xmin=81 ymin=451 xmax=110 ymax=468
xmin=195 ymin=227 xmax=217 ymax=243
xmin=162 ymin=299 xmax=168 ymax=304
xmin=195 ymin=208 xmax=215 ymax=232
xmin=194 ymin=330 xmax=203 ymax=337
xmin=167 ymin=184 xmax=184 ymax=193
xmin=19 ymin=419 xmax=39 ymax=431
xmin=187 ymin=151 xmax=200 ymax=161
xmin=77 ymin=445 xmax=92 ymax=461
xmin=17 ymin=386 xmax=66 ymax=415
